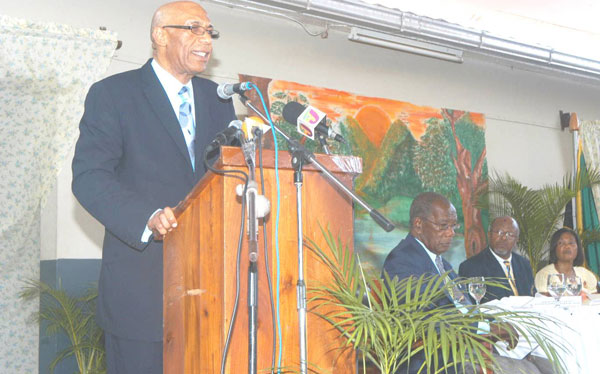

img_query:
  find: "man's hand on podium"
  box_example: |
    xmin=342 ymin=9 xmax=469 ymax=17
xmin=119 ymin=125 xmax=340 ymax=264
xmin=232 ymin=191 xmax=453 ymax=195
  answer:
xmin=148 ymin=207 xmax=177 ymax=240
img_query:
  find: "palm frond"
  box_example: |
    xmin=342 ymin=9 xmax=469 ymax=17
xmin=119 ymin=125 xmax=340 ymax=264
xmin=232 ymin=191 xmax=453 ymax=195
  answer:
xmin=19 ymin=279 xmax=105 ymax=374
xmin=307 ymin=228 xmax=568 ymax=374
xmin=487 ymin=170 xmax=600 ymax=273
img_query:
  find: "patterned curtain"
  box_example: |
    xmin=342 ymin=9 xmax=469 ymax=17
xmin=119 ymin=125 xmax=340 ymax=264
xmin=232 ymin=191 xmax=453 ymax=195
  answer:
xmin=0 ymin=15 xmax=116 ymax=371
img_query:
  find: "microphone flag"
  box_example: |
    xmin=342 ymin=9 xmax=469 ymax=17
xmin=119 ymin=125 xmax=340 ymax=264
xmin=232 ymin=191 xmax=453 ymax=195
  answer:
xmin=297 ymin=105 xmax=326 ymax=141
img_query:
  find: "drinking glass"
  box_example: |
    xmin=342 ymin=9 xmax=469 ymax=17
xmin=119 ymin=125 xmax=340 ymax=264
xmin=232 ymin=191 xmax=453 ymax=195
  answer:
xmin=468 ymin=276 xmax=486 ymax=306
xmin=547 ymin=273 xmax=566 ymax=304
xmin=566 ymin=275 xmax=582 ymax=296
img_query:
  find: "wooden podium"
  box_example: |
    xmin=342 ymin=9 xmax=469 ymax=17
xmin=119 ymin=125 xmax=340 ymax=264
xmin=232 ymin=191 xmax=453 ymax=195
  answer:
xmin=163 ymin=146 xmax=361 ymax=373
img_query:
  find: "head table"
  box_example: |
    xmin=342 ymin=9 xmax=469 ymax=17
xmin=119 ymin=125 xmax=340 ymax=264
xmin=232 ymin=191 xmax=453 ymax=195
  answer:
xmin=485 ymin=295 xmax=600 ymax=374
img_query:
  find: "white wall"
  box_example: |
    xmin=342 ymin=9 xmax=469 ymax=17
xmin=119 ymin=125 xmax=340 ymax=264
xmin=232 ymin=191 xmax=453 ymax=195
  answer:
xmin=5 ymin=0 xmax=600 ymax=259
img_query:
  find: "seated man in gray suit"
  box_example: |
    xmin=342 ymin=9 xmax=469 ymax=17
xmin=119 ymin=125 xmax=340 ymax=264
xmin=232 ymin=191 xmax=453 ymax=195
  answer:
xmin=459 ymin=216 xmax=535 ymax=302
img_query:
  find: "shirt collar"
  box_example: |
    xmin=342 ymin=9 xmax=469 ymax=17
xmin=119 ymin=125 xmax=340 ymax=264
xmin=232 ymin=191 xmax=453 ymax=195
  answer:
xmin=151 ymin=59 xmax=195 ymax=118
xmin=489 ymin=247 xmax=512 ymax=265
xmin=151 ymin=59 xmax=193 ymax=94
xmin=414 ymin=236 xmax=440 ymax=267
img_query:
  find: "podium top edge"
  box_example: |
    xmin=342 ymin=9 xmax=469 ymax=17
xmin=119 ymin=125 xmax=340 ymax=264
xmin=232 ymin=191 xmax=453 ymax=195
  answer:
xmin=217 ymin=146 xmax=363 ymax=175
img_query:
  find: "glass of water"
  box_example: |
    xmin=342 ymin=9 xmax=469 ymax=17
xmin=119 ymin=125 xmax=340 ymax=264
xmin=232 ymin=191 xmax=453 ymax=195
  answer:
xmin=468 ymin=276 xmax=486 ymax=306
xmin=566 ymin=275 xmax=582 ymax=296
xmin=547 ymin=273 xmax=566 ymax=304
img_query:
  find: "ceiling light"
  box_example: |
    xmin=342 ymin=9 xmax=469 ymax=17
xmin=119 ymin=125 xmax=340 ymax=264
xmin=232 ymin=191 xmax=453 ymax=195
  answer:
xmin=348 ymin=27 xmax=463 ymax=63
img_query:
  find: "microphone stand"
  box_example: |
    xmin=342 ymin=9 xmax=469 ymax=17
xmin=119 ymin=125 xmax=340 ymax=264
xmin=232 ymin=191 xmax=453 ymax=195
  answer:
xmin=240 ymin=137 xmax=260 ymax=374
xmin=317 ymin=133 xmax=331 ymax=155
xmin=238 ymin=94 xmax=395 ymax=374
xmin=290 ymin=147 xmax=308 ymax=374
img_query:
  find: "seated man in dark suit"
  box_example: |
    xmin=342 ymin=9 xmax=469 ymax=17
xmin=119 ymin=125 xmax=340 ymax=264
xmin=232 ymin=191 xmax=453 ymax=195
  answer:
xmin=382 ymin=192 xmax=546 ymax=374
xmin=459 ymin=216 xmax=535 ymax=302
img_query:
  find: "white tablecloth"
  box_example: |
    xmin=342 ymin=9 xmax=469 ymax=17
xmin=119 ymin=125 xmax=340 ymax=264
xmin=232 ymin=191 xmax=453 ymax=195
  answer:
xmin=485 ymin=295 xmax=600 ymax=374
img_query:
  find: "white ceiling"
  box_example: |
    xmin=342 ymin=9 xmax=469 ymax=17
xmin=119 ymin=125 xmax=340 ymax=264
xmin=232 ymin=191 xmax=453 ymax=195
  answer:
xmin=363 ymin=0 xmax=600 ymax=61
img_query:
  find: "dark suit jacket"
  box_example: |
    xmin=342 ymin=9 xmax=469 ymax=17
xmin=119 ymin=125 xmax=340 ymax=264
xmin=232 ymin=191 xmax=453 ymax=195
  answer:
xmin=382 ymin=234 xmax=465 ymax=310
xmin=458 ymin=247 xmax=535 ymax=303
xmin=72 ymin=59 xmax=236 ymax=341
xmin=382 ymin=234 xmax=469 ymax=374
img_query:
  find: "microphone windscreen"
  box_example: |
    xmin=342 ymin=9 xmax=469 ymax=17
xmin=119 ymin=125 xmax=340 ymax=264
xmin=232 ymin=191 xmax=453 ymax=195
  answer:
xmin=282 ymin=101 xmax=305 ymax=124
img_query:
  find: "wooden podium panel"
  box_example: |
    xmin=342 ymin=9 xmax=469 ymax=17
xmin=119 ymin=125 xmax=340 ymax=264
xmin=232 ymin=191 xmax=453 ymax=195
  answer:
xmin=164 ymin=146 xmax=361 ymax=374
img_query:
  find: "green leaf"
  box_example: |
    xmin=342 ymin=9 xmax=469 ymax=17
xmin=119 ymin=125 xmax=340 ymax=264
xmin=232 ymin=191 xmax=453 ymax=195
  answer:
xmin=19 ymin=280 xmax=105 ymax=373
xmin=306 ymin=227 xmax=568 ymax=374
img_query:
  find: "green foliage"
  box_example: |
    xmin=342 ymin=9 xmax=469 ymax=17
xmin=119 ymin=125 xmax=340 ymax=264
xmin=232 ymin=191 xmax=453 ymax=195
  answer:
xmin=413 ymin=118 xmax=456 ymax=199
xmin=484 ymin=169 xmax=600 ymax=273
xmin=307 ymin=228 xmax=567 ymax=374
xmin=20 ymin=280 xmax=105 ymax=374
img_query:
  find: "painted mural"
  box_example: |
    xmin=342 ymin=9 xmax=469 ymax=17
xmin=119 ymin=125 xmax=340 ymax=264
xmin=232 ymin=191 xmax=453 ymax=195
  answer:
xmin=240 ymin=75 xmax=488 ymax=272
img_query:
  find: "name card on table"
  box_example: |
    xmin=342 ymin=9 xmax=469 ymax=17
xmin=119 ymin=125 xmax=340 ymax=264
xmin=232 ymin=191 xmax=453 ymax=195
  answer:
xmin=527 ymin=295 xmax=582 ymax=307
xmin=586 ymin=293 xmax=600 ymax=306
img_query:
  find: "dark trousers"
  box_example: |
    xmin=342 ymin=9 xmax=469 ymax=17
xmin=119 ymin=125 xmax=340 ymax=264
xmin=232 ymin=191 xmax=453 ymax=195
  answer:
xmin=105 ymin=332 xmax=162 ymax=374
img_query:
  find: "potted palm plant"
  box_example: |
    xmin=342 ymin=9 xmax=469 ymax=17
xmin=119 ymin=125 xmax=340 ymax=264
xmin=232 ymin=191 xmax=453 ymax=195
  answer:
xmin=20 ymin=280 xmax=105 ymax=374
xmin=307 ymin=229 xmax=567 ymax=374
xmin=485 ymin=170 xmax=600 ymax=273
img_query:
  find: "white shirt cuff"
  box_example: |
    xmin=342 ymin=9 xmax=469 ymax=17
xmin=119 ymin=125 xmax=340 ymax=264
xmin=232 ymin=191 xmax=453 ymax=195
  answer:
xmin=141 ymin=209 xmax=162 ymax=242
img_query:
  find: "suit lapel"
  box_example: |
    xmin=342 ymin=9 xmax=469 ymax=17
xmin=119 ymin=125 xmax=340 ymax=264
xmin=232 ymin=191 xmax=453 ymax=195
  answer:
xmin=409 ymin=236 xmax=459 ymax=302
xmin=408 ymin=236 xmax=440 ymax=276
xmin=192 ymin=78 xmax=210 ymax=176
xmin=484 ymin=248 xmax=508 ymax=278
xmin=140 ymin=61 xmax=194 ymax=174
xmin=512 ymin=256 xmax=531 ymax=295
xmin=192 ymin=77 xmax=227 ymax=180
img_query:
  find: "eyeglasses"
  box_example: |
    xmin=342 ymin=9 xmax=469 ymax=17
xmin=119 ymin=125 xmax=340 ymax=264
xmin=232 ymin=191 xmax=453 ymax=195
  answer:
xmin=162 ymin=23 xmax=220 ymax=39
xmin=422 ymin=218 xmax=460 ymax=232
xmin=491 ymin=230 xmax=518 ymax=239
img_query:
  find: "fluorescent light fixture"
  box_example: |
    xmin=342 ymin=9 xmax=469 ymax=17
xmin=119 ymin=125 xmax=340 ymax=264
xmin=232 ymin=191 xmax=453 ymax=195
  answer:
xmin=349 ymin=27 xmax=464 ymax=63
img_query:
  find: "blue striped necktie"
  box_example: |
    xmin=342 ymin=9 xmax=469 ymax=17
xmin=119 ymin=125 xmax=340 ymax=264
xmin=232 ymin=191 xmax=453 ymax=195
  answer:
xmin=178 ymin=86 xmax=195 ymax=171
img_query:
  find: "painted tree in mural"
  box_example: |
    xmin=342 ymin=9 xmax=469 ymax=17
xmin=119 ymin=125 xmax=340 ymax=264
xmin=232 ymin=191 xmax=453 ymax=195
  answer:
xmin=443 ymin=109 xmax=488 ymax=257
xmin=413 ymin=119 xmax=458 ymax=203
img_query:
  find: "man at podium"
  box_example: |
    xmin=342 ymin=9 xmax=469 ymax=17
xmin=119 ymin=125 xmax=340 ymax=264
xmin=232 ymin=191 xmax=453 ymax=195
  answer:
xmin=71 ymin=1 xmax=236 ymax=373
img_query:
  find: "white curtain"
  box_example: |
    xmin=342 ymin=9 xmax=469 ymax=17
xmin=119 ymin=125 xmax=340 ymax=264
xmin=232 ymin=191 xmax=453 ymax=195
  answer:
xmin=0 ymin=15 xmax=116 ymax=371
xmin=580 ymin=120 xmax=600 ymax=217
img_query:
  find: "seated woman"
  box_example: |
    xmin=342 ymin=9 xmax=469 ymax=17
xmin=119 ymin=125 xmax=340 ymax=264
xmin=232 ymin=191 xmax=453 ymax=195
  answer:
xmin=535 ymin=227 xmax=598 ymax=294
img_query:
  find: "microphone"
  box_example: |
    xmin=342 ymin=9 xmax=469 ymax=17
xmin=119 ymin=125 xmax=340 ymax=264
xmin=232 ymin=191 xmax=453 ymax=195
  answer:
xmin=242 ymin=116 xmax=271 ymax=140
xmin=282 ymin=101 xmax=346 ymax=144
xmin=205 ymin=120 xmax=243 ymax=154
xmin=217 ymin=81 xmax=253 ymax=100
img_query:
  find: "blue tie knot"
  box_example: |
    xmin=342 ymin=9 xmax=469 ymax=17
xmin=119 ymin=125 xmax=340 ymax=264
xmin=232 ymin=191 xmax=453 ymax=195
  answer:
xmin=178 ymin=86 xmax=190 ymax=100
